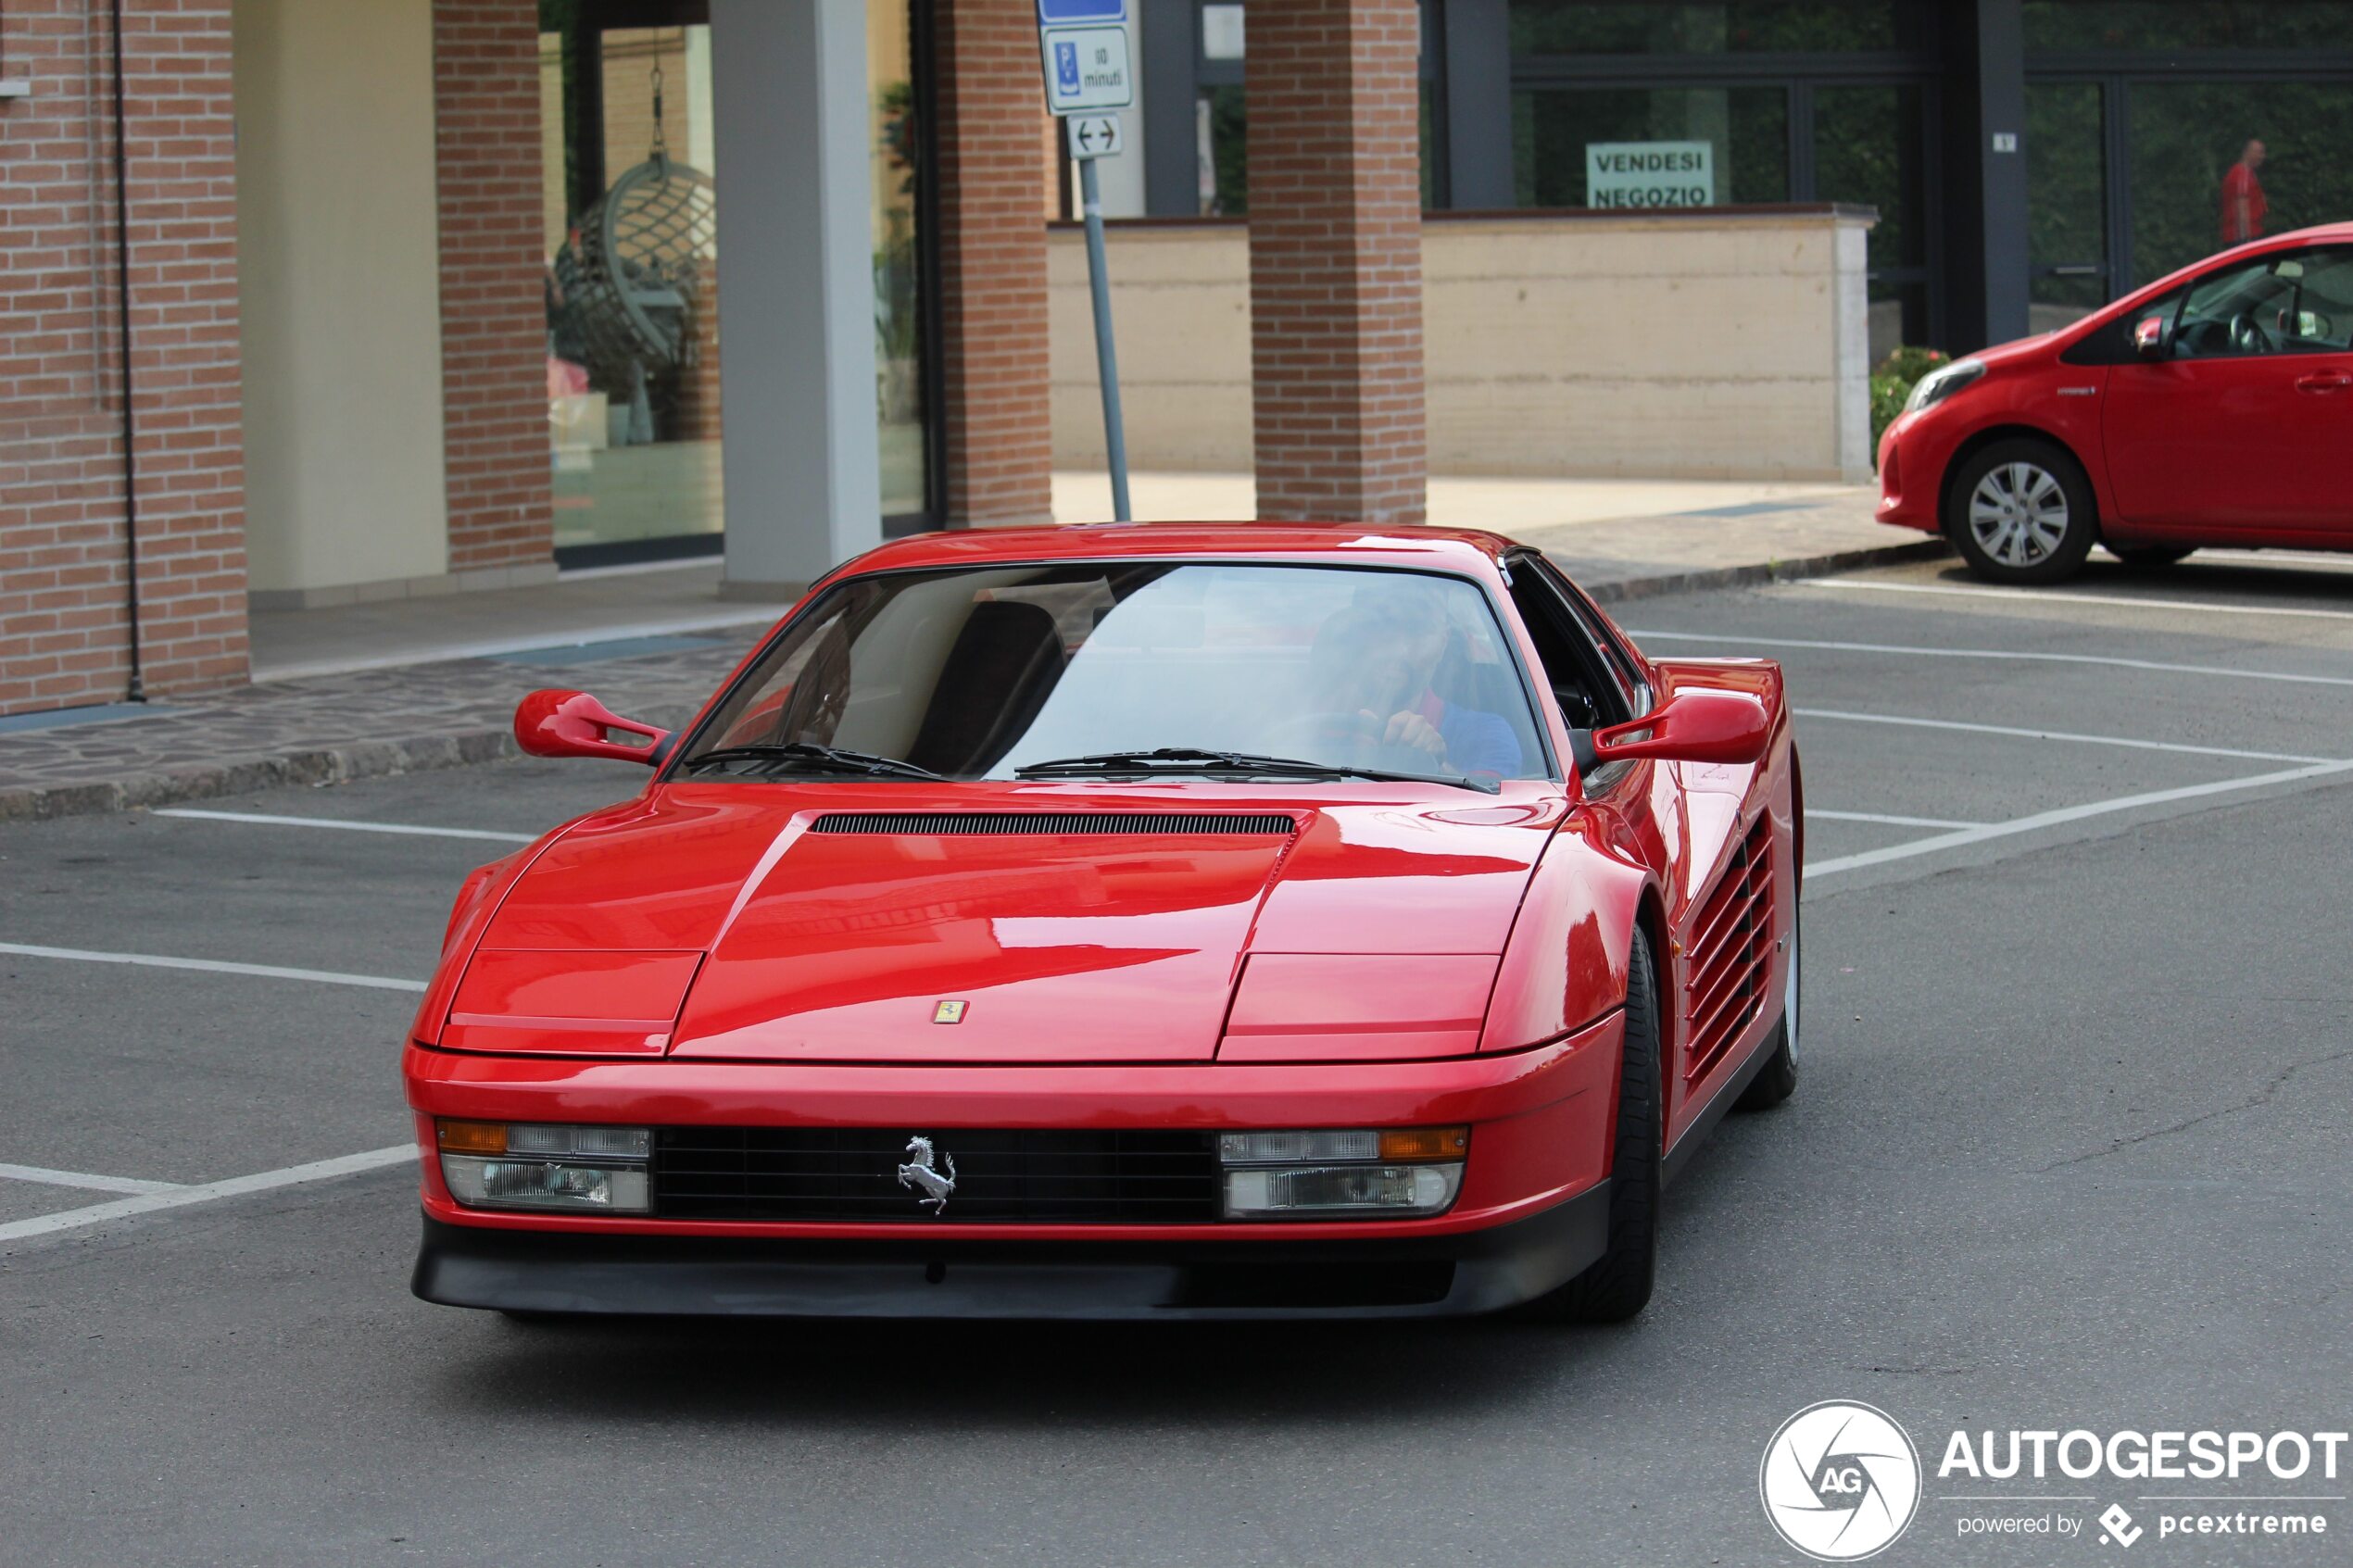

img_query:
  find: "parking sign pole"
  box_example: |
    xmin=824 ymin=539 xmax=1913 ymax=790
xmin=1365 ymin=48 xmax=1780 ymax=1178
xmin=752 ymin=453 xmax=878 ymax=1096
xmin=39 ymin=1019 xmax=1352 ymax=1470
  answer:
xmin=1077 ymin=155 xmax=1131 ymax=521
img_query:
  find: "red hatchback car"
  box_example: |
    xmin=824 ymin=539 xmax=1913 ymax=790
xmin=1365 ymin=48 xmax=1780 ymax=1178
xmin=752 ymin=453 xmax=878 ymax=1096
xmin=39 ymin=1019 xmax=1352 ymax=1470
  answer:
xmin=1879 ymin=221 xmax=2353 ymax=583
xmin=403 ymin=524 xmax=1802 ymax=1323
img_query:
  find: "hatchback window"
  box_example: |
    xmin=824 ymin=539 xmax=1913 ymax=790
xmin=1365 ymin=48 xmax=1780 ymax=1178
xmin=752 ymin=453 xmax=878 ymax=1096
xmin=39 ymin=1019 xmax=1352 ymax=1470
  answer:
xmin=678 ymin=563 xmax=1549 ymax=783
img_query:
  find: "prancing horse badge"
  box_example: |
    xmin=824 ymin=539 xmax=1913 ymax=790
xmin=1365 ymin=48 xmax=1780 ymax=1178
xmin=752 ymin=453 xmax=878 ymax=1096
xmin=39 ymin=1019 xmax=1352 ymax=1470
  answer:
xmin=932 ymin=999 xmax=968 ymax=1024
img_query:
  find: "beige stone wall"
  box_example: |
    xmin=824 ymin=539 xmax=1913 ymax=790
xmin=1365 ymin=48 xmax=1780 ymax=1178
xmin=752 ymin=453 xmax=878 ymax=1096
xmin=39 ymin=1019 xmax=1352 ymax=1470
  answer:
xmin=235 ymin=0 xmax=450 ymax=595
xmin=1050 ymin=210 xmax=1876 ymax=483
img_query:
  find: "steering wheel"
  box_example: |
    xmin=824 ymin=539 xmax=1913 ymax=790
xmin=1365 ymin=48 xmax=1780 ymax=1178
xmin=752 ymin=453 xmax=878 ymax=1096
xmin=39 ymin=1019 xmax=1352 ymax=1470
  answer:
xmin=2229 ymin=310 xmax=2276 ymax=355
xmin=1265 ymin=710 xmax=1439 ymax=774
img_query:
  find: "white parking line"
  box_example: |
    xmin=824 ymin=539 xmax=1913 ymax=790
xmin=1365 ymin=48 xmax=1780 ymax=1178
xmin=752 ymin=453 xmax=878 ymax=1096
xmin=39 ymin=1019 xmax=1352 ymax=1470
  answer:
xmin=1810 ymin=809 xmax=1984 ymax=829
xmin=1794 ymin=707 xmax=2337 ymax=765
xmin=1628 ymin=629 xmax=2353 ymax=691
xmin=1808 ymin=759 xmax=2353 ymax=879
xmin=0 ymin=1146 xmax=414 ymax=1246
xmin=0 ymin=942 xmax=426 ymax=993
xmin=154 ymin=808 xmax=535 ymax=844
xmin=0 ymin=1161 xmax=182 ymax=1195
xmin=1801 ymin=578 xmax=2353 ymax=622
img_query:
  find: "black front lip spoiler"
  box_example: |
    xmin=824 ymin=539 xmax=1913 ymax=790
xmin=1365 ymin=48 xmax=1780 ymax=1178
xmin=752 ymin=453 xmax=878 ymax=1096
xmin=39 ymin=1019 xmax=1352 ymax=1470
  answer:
xmin=412 ymin=1184 xmax=1609 ymax=1321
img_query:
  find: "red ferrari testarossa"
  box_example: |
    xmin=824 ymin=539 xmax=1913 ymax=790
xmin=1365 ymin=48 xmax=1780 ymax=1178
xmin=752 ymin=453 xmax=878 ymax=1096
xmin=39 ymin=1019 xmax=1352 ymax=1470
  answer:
xmin=405 ymin=522 xmax=1802 ymax=1322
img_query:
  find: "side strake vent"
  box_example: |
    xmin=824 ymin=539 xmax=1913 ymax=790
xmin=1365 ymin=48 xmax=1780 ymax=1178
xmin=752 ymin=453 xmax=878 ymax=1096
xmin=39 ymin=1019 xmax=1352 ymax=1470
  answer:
xmin=808 ymin=811 xmax=1297 ymax=836
xmin=1682 ymin=816 xmax=1774 ymax=1085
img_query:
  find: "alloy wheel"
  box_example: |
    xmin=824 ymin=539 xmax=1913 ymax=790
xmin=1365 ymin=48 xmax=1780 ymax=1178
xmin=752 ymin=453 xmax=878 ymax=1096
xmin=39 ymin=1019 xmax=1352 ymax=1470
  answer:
xmin=1968 ymin=461 xmax=2070 ymax=568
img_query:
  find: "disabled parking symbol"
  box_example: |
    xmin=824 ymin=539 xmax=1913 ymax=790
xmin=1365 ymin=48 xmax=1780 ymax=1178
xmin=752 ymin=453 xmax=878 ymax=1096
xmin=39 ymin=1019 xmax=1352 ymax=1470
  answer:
xmin=1054 ymin=41 xmax=1080 ymax=93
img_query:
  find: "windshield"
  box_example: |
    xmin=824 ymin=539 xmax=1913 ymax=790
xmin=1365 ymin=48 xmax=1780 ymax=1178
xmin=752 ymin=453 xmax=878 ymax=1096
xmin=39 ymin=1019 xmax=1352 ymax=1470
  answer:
xmin=676 ymin=562 xmax=1548 ymax=784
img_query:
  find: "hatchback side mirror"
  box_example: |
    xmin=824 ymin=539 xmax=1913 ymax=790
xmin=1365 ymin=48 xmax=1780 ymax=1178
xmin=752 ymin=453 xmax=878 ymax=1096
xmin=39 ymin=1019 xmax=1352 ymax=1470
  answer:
xmin=1592 ymin=687 xmax=1771 ymax=767
xmin=514 ymin=688 xmax=669 ymax=765
xmin=2132 ymin=314 xmax=2170 ymax=359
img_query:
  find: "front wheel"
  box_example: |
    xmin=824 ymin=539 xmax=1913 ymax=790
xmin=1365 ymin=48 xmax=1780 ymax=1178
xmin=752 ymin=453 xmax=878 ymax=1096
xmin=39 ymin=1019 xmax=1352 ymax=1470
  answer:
xmin=1517 ymin=927 xmax=1661 ymax=1323
xmin=1946 ymin=440 xmax=2098 ymax=584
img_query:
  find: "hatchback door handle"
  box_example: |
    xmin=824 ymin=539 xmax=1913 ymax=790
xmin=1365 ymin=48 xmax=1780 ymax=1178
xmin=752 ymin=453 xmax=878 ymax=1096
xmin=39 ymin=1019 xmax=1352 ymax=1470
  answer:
xmin=2295 ymin=373 xmax=2352 ymax=394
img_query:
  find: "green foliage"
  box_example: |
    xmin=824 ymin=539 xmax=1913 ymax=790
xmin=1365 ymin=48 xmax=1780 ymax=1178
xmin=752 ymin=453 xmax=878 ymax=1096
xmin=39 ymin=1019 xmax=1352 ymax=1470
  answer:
xmin=1869 ymin=345 xmax=1949 ymax=459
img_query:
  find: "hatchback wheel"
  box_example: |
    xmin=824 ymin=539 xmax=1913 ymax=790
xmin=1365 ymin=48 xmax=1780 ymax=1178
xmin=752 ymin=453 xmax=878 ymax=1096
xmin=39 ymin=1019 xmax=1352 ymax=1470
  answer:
xmin=1946 ymin=440 xmax=2097 ymax=584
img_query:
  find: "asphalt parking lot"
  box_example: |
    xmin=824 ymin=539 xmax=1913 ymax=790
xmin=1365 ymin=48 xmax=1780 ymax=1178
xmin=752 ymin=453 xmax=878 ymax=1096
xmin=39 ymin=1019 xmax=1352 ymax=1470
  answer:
xmin=5 ymin=549 xmax=2350 ymax=1567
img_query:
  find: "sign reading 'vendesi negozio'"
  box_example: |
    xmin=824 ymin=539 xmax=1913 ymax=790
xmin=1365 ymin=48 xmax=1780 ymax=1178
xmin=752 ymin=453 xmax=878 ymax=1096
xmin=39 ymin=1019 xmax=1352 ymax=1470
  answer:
xmin=1585 ymin=141 xmax=1716 ymax=208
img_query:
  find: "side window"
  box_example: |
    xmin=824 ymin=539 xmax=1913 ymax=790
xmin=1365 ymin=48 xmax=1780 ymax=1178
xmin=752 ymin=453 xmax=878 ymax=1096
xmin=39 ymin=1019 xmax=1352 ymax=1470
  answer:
xmin=2289 ymin=248 xmax=2353 ymax=353
xmin=1540 ymin=562 xmax=1650 ymax=716
xmin=2171 ymin=252 xmax=2349 ymax=359
xmin=1504 ymin=555 xmax=1634 ymax=734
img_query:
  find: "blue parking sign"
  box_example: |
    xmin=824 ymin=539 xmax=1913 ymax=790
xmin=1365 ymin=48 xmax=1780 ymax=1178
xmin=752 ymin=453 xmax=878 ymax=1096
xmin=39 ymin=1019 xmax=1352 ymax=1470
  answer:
xmin=1054 ymin=40 xmax=1080 ymax=94
xmin=1038 ymin=1 xmax=1126 ymax=21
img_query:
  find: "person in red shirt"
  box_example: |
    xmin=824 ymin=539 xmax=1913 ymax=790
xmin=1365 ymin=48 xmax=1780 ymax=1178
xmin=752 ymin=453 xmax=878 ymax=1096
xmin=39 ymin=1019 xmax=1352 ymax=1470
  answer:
xmin=2221 ymin=139 xmax=2268 ymax=245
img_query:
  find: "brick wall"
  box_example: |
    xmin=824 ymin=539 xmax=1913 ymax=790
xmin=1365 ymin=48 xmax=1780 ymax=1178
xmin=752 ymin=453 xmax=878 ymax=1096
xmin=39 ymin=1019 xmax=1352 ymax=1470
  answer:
xmin=0 ymin=0 xmax=247 ymax=717
xmin=1245 ymin=0 xmax=1426 ymax=525
xmin=433 ymin=0 xmax=553 ymax=573
xmin=934 ymin=0 xmax=1052 ymax=527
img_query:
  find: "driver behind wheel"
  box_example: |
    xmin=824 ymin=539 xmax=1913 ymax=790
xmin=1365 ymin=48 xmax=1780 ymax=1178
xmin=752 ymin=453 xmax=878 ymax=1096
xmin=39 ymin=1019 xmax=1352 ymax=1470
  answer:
xmin=1306 ymin=595 xmax=1523 ymax=780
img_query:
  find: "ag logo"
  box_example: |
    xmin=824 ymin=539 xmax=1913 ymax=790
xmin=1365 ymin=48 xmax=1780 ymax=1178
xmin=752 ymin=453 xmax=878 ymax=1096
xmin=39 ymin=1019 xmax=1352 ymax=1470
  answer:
xmin=1759 ymin=1400 xmax=1922 ymax=1562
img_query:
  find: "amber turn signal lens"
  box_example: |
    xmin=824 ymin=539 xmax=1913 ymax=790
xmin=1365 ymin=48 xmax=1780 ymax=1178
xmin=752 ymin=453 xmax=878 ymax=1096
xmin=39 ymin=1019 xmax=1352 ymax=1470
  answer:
xmin=435 ymin=1119 xmax=508 ymax=1156
xmin=1378 ymin=1126 xmax=1468 ymax=1161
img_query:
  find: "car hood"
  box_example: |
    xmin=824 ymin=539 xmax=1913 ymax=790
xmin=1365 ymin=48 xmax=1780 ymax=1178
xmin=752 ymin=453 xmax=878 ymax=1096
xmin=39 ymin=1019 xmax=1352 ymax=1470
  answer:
xmin=460 ymin=784 xmax=1566 ymax=1062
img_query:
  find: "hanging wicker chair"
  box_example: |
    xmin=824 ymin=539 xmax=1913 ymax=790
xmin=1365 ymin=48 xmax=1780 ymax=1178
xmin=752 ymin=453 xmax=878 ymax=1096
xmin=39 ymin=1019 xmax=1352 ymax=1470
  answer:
xmin=551 ymin=148 xmax=718 ymax=398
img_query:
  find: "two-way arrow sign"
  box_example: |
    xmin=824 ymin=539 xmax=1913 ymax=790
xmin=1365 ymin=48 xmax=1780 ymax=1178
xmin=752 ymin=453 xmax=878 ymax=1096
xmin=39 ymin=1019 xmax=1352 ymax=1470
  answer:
xmin=1065 ymin=113 xmax=1124 ymax=160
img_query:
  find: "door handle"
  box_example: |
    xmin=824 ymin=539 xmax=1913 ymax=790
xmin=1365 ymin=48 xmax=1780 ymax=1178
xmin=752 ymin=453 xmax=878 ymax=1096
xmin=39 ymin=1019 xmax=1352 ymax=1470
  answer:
xmin=2295 ymin=373 xmax=2352 ymax=394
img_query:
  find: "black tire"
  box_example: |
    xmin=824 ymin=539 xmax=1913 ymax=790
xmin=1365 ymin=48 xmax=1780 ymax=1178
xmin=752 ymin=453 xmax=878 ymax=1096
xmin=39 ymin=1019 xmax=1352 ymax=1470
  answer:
xmin=1945 ymin=438 xmax=2098 ymax=584
xmin=1736 ymin=906 xmax=1799 ymax=1111
xmin=1519 ymin=927 xmax=1662 ymax=1323
xmin=2108 ymin=544 xmax=2196 ymax=570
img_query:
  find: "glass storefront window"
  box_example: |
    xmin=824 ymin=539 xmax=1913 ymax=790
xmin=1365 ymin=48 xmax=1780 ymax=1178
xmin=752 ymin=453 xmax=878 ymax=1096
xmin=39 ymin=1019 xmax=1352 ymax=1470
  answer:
xmin=541 ymin=13 xmax=724 ymax=556
xmin=1511 ymin=85 xmax=1790 ymax=207
xmin=870 ymin=1 xmax=928 ymax=521
xmin=2128 ymin=82 xmax=2353 ymax=286
xmin=2024 ymin=3 xmax=2353 ymax=52
xmin=1509 ymin=1 xmax=1911 ymax=55
xmin=539 ymin=1 xmax=933 ymax=555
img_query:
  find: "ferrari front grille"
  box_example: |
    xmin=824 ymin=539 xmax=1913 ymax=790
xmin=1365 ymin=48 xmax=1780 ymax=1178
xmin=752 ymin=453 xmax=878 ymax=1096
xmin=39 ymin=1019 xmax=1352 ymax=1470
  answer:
xmin=650 ymin=1128 xmax=1223 ymax=1223
xmin=1681 ymin=816 xmax=1774 ymax=1085
xmin=807 ymin=812 xmax=1296 ymax=835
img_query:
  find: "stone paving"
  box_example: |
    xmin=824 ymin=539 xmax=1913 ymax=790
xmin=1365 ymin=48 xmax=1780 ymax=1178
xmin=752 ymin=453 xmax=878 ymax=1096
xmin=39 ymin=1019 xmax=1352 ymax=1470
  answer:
xmin=0 ymin=644 xmax=747 ymax=822
xmin=0 ymin=499 xmax=1944 ymax=822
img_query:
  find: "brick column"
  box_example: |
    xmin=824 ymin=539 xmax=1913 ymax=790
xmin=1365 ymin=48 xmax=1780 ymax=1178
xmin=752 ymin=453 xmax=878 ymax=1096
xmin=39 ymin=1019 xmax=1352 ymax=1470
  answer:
xmin=1246 ymin=0 xmax=1426 ymax=525
xmin=433 ymin=0 xmax=555 ymax=576
xmin=0 ymin=0 xmax=246 ymax=715
xmin=934 ymin=0 xmax=1052 ymax=527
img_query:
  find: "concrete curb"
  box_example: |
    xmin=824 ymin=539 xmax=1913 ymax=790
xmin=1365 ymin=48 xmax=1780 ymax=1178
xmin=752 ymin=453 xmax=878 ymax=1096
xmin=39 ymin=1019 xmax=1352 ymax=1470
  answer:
xmin=1569 ymin=536 xmax=1950 ymax=605
xmin=0 ymin=536 xmax=1947 ymax=825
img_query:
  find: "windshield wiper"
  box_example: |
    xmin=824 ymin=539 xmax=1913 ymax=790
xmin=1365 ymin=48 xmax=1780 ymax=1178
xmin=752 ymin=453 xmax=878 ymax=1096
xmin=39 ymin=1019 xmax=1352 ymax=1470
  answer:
xmin=1013 ymin=747 xmax=1499 ymax=795
xmin=679 ymin=742 xmax=942 ymax=781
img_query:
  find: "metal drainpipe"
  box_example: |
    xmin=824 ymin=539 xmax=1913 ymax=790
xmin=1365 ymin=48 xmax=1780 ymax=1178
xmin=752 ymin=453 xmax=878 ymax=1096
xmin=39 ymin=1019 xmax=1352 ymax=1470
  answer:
xmin=108 ymin=0 xmax=145 ymax=702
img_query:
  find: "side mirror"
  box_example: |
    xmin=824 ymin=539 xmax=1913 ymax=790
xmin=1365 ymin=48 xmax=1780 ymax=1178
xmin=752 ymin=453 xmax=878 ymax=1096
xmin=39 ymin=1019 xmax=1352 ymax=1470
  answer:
xmin=2132 ymin=314 xmax=2170 ymax=359
xmin=513 ymin=688 xmax=669 ymax=765
xmin=1592 ymin=686 xmax=1771 ymax=767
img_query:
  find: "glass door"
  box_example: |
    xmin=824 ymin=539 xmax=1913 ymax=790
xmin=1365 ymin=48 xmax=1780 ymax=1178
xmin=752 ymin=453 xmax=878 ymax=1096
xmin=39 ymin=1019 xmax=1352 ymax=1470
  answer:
xmin=1811 ymin=83 xmax=1931 ymax=362
xmin=2026 ymin=81 xmax=2111 ymax=331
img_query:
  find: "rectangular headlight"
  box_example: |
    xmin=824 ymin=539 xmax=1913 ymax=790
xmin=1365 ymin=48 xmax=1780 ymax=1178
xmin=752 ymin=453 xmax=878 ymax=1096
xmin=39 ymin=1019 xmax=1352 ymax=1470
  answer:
xmin=436 ymin=1120 xmax=652 ymax=1215
xmin=1224 ymin=1162 xmax=1463 ymax=1219
xmin=1217 ymin=1126 xmax=1466 ymax=1219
